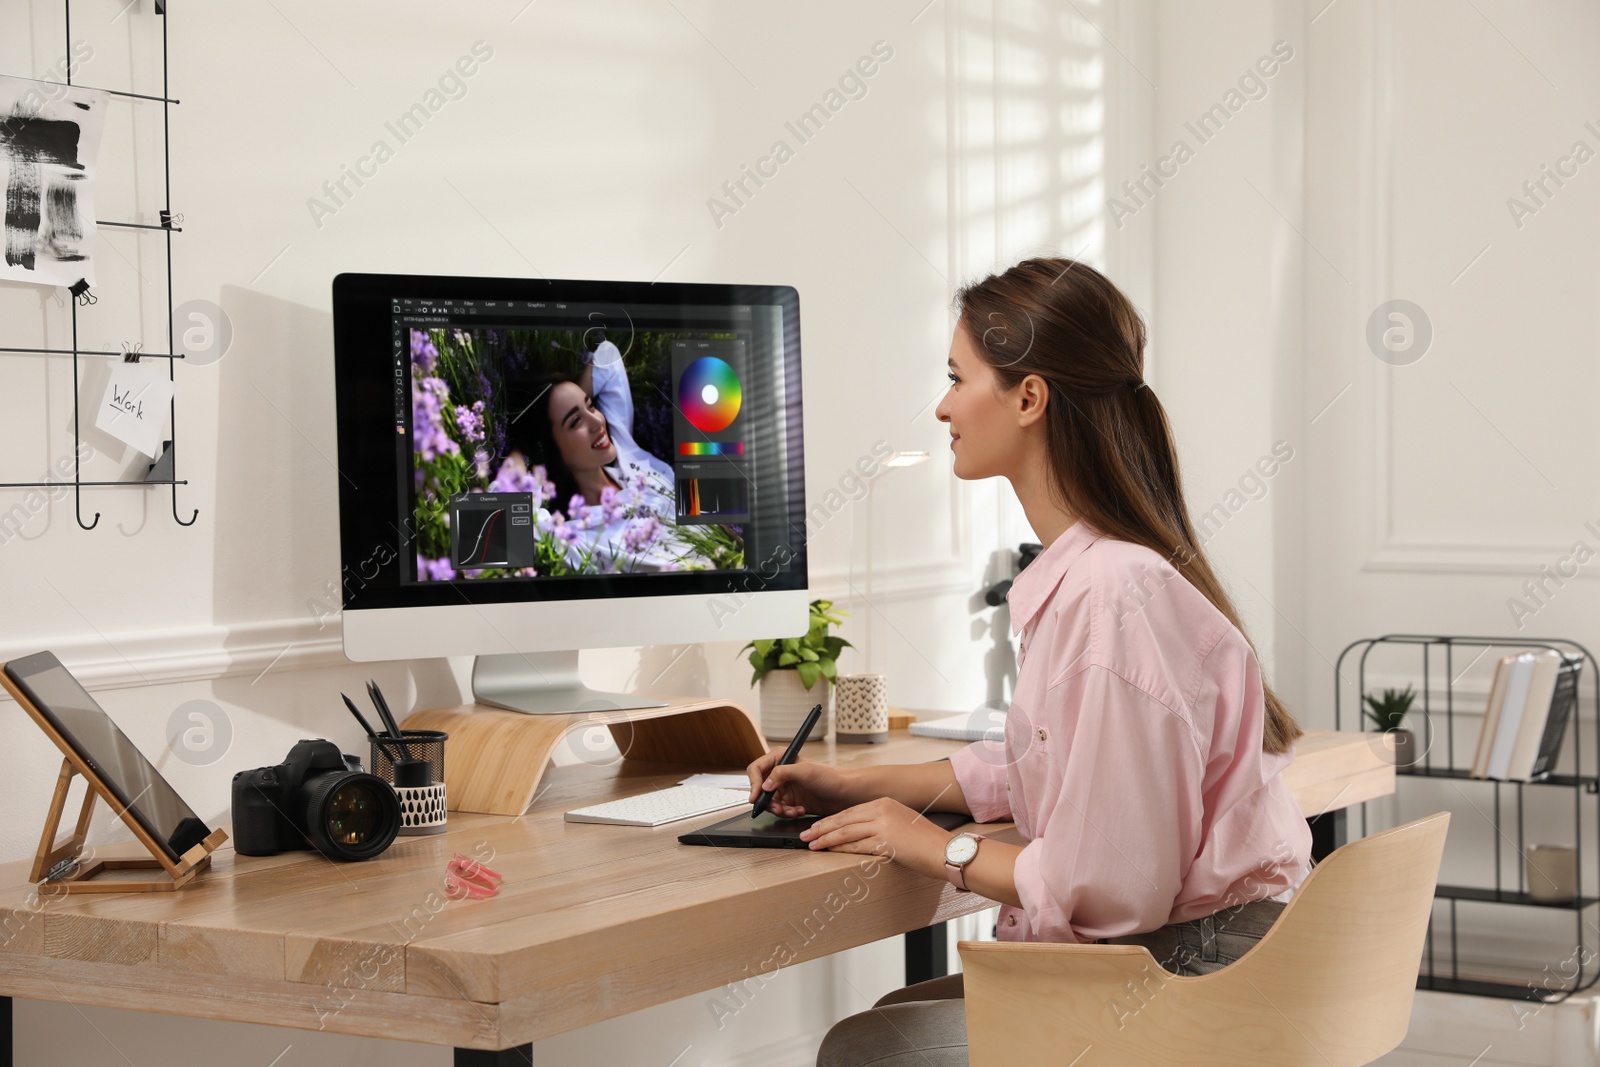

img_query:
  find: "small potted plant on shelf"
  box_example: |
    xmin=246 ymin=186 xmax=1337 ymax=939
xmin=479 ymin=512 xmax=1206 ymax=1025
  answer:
xmin=1363 ymin=684 xmax=1420 ymax=768
xmin=741 ymin=599 xmax=853 ymax=742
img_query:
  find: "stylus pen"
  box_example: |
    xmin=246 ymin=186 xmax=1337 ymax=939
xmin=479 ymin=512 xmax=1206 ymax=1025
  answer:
xmin=341 ymin=693 xmax=408 ymax=763
xmin=367 ymin=680 xmax=413 ymax=760
xmin=751 ymin=702 xmax=823 ymax=820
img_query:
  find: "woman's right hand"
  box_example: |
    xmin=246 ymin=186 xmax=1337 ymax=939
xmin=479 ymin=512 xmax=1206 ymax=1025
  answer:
xmin=746 ymin=749 xmax=858 ymax=818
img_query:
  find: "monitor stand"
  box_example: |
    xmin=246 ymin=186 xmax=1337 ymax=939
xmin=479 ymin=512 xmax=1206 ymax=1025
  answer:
xmin=471 ymin=651 xmax=670 ymax=715
xmin=402 ymin=682 xmax=768 ymax=816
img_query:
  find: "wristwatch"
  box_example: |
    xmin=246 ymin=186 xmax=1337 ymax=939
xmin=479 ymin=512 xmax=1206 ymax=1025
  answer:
xmin=944 ymin=832 xmax=985 ymax=891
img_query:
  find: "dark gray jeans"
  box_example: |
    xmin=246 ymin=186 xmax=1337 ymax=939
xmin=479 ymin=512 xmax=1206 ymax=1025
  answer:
xmin=814 ymin=899 xmax=1286 ymax=1067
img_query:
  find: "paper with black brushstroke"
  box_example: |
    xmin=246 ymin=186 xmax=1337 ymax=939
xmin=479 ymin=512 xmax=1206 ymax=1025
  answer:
xmin=0 ymin=75 xmax=106 ymax=288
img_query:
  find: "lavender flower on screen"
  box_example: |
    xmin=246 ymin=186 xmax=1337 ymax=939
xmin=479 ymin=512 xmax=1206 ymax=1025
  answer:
xmin=553 ymin=518 xmax=583 ymax=547
xmin=623 ymin=515 xmax=662 ymax=553
xmin=490 ymin=461 xmax=535 ymax=495
xmin=412 ymin=377 xmax=459 ymax=462
xmin=416 ymin=554 xmax=457 ymax=582
xmin=410 ymin=331 xmax=439 ymax=375
xmin=457 ymin=400 xmax=487 ymax=444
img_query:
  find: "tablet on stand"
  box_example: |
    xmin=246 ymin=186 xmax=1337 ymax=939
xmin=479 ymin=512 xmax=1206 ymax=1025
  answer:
xmin=2 ymin=651 xmax=226 ymax=893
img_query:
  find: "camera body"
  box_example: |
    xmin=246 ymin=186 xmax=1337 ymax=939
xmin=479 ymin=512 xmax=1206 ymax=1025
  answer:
xmin=232 ymin=739 xmax=400 ymax=861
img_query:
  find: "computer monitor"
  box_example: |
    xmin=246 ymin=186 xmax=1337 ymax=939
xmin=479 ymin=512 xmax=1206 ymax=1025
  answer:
xmin=331 ymin=273 xmax=809 ymax=714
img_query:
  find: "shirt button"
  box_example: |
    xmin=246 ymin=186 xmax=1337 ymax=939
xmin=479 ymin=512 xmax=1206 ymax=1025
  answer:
xmin=1006 ymin=914 xmax=1017 ymax=927
xmin=1036 ymin=728 xmax=1048 ymax=743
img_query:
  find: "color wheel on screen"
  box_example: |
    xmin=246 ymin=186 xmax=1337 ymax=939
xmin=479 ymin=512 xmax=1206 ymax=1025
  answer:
xmin=678 ymin=357 xmax=742 ymax=433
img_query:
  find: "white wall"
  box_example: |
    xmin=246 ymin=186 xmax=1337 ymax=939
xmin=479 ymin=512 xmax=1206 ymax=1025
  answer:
xmin=1146 ymin=0 xmax=1307 ymax=689
xmin=1313 ymin=0 xmax=1600 ymax=985
xmin=13 ymin=0 xmax=1594 ymax=1063
xmin=1085 ymin=0 xmax=1600 ymax=1061
xmin=1150 ymin=0 xmax=1600 ymax=1063
xmin=0 ymin=1 xmax=1139 ymax=1063
xmin=1297 ymin=2 xmax=1600 ymax=1062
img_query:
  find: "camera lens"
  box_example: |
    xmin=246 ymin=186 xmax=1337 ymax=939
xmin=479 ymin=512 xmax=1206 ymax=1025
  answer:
xmin=303 ymin=772 xmax=400 ymax=861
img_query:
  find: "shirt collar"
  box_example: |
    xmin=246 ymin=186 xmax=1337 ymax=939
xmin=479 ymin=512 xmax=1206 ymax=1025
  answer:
xmin=1006 ymin=517 xmax=1103 ymax=637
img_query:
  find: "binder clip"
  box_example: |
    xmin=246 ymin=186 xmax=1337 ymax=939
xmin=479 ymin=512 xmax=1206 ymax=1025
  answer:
xmin=69 ymin=280 xmax=95 ymax=306
xmin=445 ymin=853 xmax=502 ymax=900
xmin=121 ymin=341 xmax=143 ymax=363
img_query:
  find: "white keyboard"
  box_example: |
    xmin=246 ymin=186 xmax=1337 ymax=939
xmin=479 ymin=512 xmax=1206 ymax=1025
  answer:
xmin=564 ymin=785 xmax=750 ymax=827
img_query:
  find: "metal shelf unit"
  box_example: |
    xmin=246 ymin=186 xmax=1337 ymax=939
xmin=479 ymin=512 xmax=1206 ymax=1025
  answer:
xmin=1335 ymin=635 xmax=1599 ymax=1003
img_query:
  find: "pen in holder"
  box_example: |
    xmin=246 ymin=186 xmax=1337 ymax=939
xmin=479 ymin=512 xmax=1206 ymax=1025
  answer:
xmin=371 ymin=730 xmax=448 ymax=835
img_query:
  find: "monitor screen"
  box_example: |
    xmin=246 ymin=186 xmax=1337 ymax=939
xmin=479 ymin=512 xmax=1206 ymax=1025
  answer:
xmin=332 ymin=275 xmax=807 ymax=620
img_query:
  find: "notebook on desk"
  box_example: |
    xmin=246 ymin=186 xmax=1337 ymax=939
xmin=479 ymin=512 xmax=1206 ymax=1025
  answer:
xmin=908 ymin=711 xmax=1006 ymax=742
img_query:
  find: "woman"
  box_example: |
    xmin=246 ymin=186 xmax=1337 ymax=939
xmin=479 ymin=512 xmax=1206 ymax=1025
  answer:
xmin=578 ymin=327 xmax=677 ymax=484
xmin=743 ymin=258 xmax=1313 ymax=1066
xmin=511 ymin=374 xmax=695 ymax=573
xmin=520 ymin=374 xmax=631 ymax=509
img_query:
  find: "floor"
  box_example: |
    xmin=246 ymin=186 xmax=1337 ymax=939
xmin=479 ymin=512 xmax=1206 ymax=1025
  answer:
xmin=1372 ymin=989 xmax=1600 ymax=1066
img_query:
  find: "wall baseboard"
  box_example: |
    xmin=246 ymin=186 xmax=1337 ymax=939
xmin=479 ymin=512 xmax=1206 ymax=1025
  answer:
xmin=711 ymin=1026 xmax=830 ymax=1067
xmin=0 ymin=617 xmax=347 ymax=691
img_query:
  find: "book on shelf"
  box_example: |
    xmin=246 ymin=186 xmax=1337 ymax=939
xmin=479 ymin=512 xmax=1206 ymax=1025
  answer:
xmin=1506 ymin=652 xmax=1567 ymax=779
xmin=1483 ymin=652 xmax=1537 ymax=780
xmin=1470 ymin=649 xmax=1582 ymax=781
xmin=1528 ymin=655 xmax=1583 ymax=780
xmin=1468 ymin=653 xmax=1517 ymax=778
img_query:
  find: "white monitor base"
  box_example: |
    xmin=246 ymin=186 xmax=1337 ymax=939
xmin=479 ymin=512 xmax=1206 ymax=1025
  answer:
xmin=471 ymin=651 xmax=669 ymax=715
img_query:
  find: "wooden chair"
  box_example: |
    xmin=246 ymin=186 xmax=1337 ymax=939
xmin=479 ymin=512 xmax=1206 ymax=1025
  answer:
xmin=959 ymin=812 xmax=1450 ymax=1066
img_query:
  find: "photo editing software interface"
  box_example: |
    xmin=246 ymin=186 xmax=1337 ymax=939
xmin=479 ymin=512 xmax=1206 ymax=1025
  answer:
xmin=394 ymin=295 xmax=794 ymax=585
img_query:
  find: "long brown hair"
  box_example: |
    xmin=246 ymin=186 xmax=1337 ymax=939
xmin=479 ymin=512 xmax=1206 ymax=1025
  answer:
xmin=955 ymin=256 xmax=1302 ymax=755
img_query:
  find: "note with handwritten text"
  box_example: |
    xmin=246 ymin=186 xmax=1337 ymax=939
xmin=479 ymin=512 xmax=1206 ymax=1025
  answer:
xmin=94 ymin=362 xmax=173 ymax=458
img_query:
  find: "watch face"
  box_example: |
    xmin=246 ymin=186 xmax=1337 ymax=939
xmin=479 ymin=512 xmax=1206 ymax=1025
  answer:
xmin=946 ymin=834 xmax=979 ymax=865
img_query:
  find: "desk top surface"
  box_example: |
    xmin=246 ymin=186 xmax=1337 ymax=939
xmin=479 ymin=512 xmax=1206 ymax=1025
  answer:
xmin=0 ymin=726 xmax=1392 ymax=1050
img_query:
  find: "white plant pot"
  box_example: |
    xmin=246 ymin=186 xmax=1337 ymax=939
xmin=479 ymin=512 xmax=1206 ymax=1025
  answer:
xmin=758 ymin=670 xmax=832 ymax=742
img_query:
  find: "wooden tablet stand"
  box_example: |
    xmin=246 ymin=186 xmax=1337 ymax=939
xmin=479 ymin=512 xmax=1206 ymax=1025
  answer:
xmin=401 ymin=698 xmax=767 ymax=816
xmin=32 ymin=758 xmax=226 ymax=894
xmin=2 ymin=668 xmax=226 ymax=894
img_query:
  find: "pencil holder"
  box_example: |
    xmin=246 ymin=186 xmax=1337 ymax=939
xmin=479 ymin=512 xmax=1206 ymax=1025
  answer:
xmin=371 ymin=730 xmax=448 ymax=835
xmin=371 ymin=729 xmax=447 ymax=785
xmin=393 ymin=783 xmax=449 ymax=836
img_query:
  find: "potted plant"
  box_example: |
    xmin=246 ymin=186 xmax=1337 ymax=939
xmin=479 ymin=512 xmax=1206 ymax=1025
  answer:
xmin=1363 ymin=684 xmax=1419 ymax=768
xmin=740 ymin=599 xmax=853 ymax=741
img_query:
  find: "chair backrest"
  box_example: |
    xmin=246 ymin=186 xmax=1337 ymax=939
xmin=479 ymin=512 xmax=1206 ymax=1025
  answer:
xmin=960 ymin=812 xmax=1450 ymax=1067
xmin=1212 ymin=811 xmax=1449 ymax=1058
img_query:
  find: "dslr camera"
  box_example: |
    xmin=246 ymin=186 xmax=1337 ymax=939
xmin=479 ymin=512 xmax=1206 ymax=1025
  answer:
xmin=232 ymin=739 xmax=401 ymax=861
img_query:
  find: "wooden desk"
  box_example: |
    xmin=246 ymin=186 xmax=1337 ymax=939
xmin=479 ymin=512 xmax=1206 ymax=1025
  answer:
xmin=0 ymin=727 xmax=1391 ymax=1063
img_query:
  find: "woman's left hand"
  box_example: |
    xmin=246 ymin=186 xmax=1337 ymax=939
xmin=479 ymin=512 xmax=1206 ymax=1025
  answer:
xmin=798 ymin=797 xmax=952 ymax=881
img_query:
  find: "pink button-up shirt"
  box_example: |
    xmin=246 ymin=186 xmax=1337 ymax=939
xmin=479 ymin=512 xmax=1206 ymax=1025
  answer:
xmin=949 ymin=517 xmax=1311 ymax=944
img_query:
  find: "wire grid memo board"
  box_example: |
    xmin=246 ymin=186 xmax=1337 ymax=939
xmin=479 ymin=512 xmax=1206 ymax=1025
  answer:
xmin=0 ymin=0 xmax=199 ymax=531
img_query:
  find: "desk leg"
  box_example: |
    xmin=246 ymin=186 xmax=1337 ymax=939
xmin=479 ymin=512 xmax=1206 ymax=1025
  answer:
xmin=1307 ymin=810 xmax=1346 ymax=863
xmin=455 ymin=1046 xmax=531 ymax=1065
xmin=2 ymin=995 xmax=10 ymax=1067
xmin=904 ymin=923 xmax=948 ymax=986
